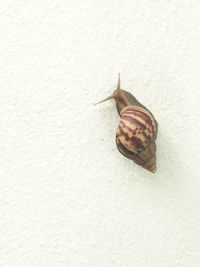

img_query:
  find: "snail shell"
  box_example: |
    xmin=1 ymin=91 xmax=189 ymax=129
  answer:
xmin=95 ymin=74 xmax=158 ymax=173
xmin=116 ymin=106 xmax=157 ymax=172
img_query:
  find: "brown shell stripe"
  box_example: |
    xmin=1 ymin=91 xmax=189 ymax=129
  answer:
xmin=119 ymin=119 xmax=148 ymax=145
xmin=122 ymin=111 xmax=155 ymax=136
xmin=121 ymin=106 xmax=157 ymax=136
xmin=119 ymin=120 xmax=147 ymax=137
xmin=121 ymin=109 xmax=157 ymax=140
xmin=116 ymin=123 xmax=146 ymax=153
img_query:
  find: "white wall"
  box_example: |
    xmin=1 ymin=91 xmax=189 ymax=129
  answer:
xmin=1 ymin=1 xmax=200 ymax=266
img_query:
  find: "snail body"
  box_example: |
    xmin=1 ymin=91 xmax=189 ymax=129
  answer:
xmin=96 ymin=74 xmax=158 ymax=173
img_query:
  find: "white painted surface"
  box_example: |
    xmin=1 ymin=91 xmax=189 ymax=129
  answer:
xmin=0 ymin=1 xmax=200 ymax=266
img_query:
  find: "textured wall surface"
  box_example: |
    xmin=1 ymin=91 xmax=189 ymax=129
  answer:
xmin=1 ymin=1 xmax=200 ymax=266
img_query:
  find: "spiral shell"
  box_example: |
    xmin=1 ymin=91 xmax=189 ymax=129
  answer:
xmin=116 ymin=106 xmax=158 ymax=173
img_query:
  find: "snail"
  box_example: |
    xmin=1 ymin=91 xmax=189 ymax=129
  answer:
xmin=95 ymin=74 xmax=158 ymax=173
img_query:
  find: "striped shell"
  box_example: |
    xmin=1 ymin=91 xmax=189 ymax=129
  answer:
xmin=116 ymin=106 xmax=158 ymax=173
